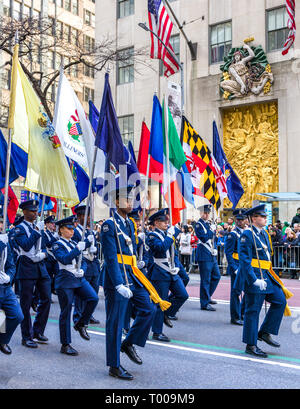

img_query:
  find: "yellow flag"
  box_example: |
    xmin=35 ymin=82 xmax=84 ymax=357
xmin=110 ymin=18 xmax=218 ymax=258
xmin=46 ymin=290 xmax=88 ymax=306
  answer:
xmin=10 ymin=52 xmax=79 ymax=208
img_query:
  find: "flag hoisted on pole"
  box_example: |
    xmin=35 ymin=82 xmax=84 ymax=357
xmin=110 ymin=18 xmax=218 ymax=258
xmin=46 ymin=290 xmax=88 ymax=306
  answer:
xmin=282 ymin=0 xmax=296 ymax=55
xmin=8 ymin=43 xmax=79 ymax=208
xmin=148 ymin=0 xmax=180 ymax=77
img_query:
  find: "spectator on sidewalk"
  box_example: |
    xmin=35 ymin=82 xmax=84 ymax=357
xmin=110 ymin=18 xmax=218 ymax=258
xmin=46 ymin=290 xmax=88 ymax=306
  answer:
xmin=179 ymin=225 xmax=192 ymax=272
xmin=282 ymin=228 xmax=299 ymax=279
xmin=291 ymin=208 xmax=300 ymax=228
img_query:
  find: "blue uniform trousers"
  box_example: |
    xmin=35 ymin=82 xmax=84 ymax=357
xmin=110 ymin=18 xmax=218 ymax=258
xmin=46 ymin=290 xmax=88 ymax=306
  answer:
xmin=198 ymin=260 xmax=221 ymax=308
xmin=73 ymin=273 xmax=99 ymax=324
xmin=0 ymin=287 xmax=24 ymax=344
xmin=242 ymin=284 xmax=286 ymax=346
xmin=230 ymin=273 xmax=243 ymax=321
xmin=56 ymin=280 xmax=98 ymax=345
xmin=104 ymin=284 xmax=156 ymax=368
xmin=151 ymin=278 xmax=188 ymax=334
xmin=19 ymin=278 xmax=51 ymax=340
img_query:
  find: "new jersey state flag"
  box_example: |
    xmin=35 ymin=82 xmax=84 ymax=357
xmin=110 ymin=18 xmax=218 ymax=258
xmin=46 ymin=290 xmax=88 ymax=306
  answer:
xmin=8 ymin=44 xmax=79 ymax=208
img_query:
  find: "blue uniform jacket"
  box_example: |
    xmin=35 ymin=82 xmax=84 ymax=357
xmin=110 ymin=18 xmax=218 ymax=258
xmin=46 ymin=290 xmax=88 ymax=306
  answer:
xmin=0 ymin=242 xmax=16 ymax=287
xmin=14 ymin=222 xmax=49 ymax=280
xmin=195 ymin=219 xmax=216 ymax=262
xmin=234 ymin=227 xmax=281 ymax=294
xmin=72 ymin=226 xmax=99 ymax=280
xmin=52 ymin=238 xmax=88 ymax=289
xmin=224 ymin=227 xmax=243 ymax=274
xmin=101 ymin=213 xmax=143 ymax=290
xmin=8 ymin=228 xmax=19 ymax=264
xmin=43 ymin=229 xmax=57 ymax=262
xmin=146 ymin=227 xmax=181 ymax=282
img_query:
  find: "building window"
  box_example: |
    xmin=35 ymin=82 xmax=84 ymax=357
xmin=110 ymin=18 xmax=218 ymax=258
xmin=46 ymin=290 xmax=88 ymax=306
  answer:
xmin=72 ymin=0 xmax=79 ymax=15
xmin=13 ymin=0 xmax=21 ymax=20
xmin=2 ymin=69 xmax=11 ymax=90
xmin=3 ymin=0 xmax=10 ymax=17
xmin=0 ymin=106 xmax=9 ymax=128
xmin=117 ymin=47 xmax=134 ymax=85
xmin=160 ymin=34 xmax=180 ymax=76
xmin=118 ymin=0 xmax=134 ymax=19
xmin=84 ymin=9 xmax=92 ymax=25
xmin=210 ymin=21 xmax=232 ymax=64
xmin=84 ymin=35 xmax=95 ymax=52
xmin=118 ymin=115 xmax=134 ymax=145
xmin=83 ymin=86 xmax=94 ymax=102
xmin=64 ymin=0 xmax=71 ymax=12
xmin=267 ymin=7 xmax=289 ymax=52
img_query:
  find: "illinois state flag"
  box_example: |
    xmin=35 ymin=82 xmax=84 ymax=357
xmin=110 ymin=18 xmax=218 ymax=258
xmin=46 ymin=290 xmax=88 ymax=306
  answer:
xmin=8 ymin=44 xmax=79 ymax=208
xmin=213 ymin=121 xmax=244 ymax=209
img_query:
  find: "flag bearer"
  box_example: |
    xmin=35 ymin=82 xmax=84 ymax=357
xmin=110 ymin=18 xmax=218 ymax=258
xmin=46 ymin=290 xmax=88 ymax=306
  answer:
xmin=0 ymin=211 xmax=23 ymax=355
xmin=234 ymin=205 xmax=292 ymax=358
xmin=43 ymin=216 xmax=59 ymax=297
xmin=101 ymin=186 xmax=158 ymax=381
xmin=14 ymin=200 xmax=51 ymax=348
xmin=52 ymin=216 xmax=98 ymax=356
xmin=195 ymin=204 xmax=221 ymax=311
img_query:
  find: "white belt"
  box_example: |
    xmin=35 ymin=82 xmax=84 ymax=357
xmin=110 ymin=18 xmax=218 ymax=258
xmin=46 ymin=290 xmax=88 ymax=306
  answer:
xmin=153 ymin=258 xmax=178 ymax=275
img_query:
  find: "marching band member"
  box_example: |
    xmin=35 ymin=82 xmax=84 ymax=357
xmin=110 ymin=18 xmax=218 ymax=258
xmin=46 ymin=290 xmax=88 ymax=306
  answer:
xmin=101 ymin=186 xmax=158 ymax=380
xmin=195 ymin=205 xmax=221 ymax=311
xmin=52 ymin=216 xmax=99 ymax=356
xmin=14 ymin=200 xmax=51 ymax=348
xmin=224 ymin=208 xmax=247 ymax=325
xmin=146 ymin=209 xmax=188 ymax=342
xmin=234 ymin=204 xmax=292 ymax=358
xmin=43 ymin=215 xmax=59 ymax=297
xmin=0 ymin=211 xmax=23 ymax=354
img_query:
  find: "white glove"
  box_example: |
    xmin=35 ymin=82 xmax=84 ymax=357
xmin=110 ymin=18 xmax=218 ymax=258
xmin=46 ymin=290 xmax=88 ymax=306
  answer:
xmin=36 ymin=252 xmax=46 ymax=262
xmin=167 ymin=226 xmax=175 ymax=237
xmin=36 ymin=221 xmax=45 ymax=231
xmin=116 ymin=284 xmax=133 ymax=299
xmin=77 ymin=241 xmax=86 ymax=251
xmin=210 ymin=224 xmax=217 ymax=232
xmin=234 ymin=269 xmax=238 ymax=275
xmin=0 ymin=271 xmax=10 ymax=285
xmin=253 ymin=279 xmax=267 ymax=291
xmin=137 ymin=260 xmax=145 ymax=269
xmin=89 ymin=245 xmax=97 ymax=254
xmin=138 ymin=232 xmax=145 ymax=241
xmin=87 ymin=234 xmax=94 ymax=243
xmin=0 ymin=234 xmax=8 ymax=245
xmin=170 ymin=267 xmax=180 ymax=276
xmin=74 ymin=269 xmax=84 ymax=278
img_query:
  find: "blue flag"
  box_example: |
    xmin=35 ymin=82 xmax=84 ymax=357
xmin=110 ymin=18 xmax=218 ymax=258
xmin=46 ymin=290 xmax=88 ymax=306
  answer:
xmin=213 ymin=121 xmax=244 ymax=209
xmin=0 ymin=129 xmax=19 ymax=189
xmin=89 ymin=100 xmax=99 ymax=134
xmin=33 ymin=194 xmax=54 ymax=212
xmin=95 ymin=73 xmax=125 ymax=169
xmin=176 ymin=162 xmax=195 ymax=206
xmin=128 ymin=141 xmax=142 ymax=211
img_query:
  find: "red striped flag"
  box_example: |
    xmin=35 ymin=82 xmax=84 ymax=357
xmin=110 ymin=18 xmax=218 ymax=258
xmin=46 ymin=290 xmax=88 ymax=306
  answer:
xmin=148 ymin=0 xmax=180 ymax=77
xmin=282 ymin=0 xmax=296 ymax=55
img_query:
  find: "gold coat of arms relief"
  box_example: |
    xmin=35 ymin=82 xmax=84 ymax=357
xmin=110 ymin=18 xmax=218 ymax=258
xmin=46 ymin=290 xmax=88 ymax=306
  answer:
xmin=222 ymin=102 xmax=278 ymax=208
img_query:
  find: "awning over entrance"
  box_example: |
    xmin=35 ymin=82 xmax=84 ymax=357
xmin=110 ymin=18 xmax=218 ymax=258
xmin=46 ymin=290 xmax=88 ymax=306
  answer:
xmin=257 ymin=193 xmax=300 ymax=202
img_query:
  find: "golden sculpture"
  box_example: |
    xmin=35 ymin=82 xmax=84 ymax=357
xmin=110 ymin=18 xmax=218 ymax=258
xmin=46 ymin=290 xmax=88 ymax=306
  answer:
xmin=223 ymin=102 xmax=278 ymax=208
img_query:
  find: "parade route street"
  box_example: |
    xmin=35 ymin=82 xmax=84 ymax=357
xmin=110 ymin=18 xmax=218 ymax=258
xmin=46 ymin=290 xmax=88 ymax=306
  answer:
xmin=1 ymin=276 xmax=300 ymax=389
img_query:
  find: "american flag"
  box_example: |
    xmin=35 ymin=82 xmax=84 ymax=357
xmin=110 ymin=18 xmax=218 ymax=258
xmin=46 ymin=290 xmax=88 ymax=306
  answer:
xmin=282 ymin=0 xmax=296 ymax=55
xmin=148 ymin=0 xmax=179 ymax=77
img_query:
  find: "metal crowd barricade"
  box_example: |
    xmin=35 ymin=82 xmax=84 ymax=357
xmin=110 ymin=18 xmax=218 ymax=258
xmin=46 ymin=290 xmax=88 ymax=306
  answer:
xmin=272 ymin=245 xmax=300 ymax=276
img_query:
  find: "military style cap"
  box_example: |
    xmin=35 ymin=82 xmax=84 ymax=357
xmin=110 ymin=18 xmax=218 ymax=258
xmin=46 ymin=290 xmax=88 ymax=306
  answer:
xmin=55 ymin=216 xmax=76 ymax=229
xmin=232 ymin=208 xmax=247 ymax=220
xmin=128 ymin=209 xmax=141 ymax=220
xmin=74 ymin=205 xmax=90 ymax=216
xmin=45 ymin=215 xmax=55 ymax=224
xmin=244 ymin=204 xmax=267 ymax=217
xmin=198 ymin=204 xmax=212 ymax=213
xmin=148 ymin=208 xmax=169 ymax=225
xmin=19 ymin=199 xmax=39 ymax=211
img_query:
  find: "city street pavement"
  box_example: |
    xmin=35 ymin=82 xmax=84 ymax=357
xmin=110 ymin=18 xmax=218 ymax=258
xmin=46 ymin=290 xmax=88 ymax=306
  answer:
xmin=1 ymin=276 xmax=300 ymax=389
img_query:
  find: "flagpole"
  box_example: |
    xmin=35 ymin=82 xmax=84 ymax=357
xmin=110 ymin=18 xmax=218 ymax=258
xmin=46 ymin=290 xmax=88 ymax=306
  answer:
xmin=163 ymin=97 xmax=175 ymax=269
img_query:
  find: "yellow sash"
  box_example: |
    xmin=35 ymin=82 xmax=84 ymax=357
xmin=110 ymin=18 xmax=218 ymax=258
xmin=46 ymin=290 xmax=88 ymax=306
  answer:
xmin=232 ymin=253 xmax=293 ymax=316
xmin=117 ymin=254 xmax=171 ymax=312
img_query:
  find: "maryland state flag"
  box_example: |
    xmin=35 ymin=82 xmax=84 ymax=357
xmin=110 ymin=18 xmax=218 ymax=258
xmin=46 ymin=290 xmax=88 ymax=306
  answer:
xmin=181 ymin=116 xmax=221 ymax=211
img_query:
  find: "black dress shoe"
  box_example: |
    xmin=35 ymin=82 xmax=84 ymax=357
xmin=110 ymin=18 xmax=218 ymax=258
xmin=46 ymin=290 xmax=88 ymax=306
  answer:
xmin=89 ymin=316 xmax=100 ymax=325
xmin=22 ymin=339 xmax=38 ymax=348
xmin=121 ymin=343 xmax=142 ymax=365
xmin=164 ymin=315 xmax=173 ymax=328
xmin=209 ymin=300 xmax=217 ymax=305
xmin=258 ymin=332 xmax=280 ymax=348
xmin=0 ymin=344 xmax=12 ymax=355
xmin=231 ymin=319 xmax=244 ymax=326
xmin=167 ymin=315 xmax=178 ymax=321
xmin=152 ymin=333 xmax=170 ymax=342
xmin=245 ymin=345 xmax=268 ymax=358
xmin=31 ymin=303 xmax=38 ymax=312
xmin=122 ymin=328 xmax=129 ymax=336
xmin=60 ymin=344 xmax=78 ymax=356
xmin=74 ymin=323 xmax=90 ymax=340
xmin=109 ymin=366 xmax=133 ymax=380
xmin=201 ymin=304 xmax=216 ymax=311
xmin=33 ymin=334 xmax=49 ymax=344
